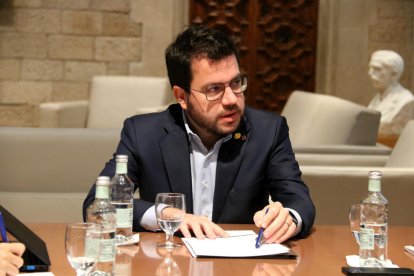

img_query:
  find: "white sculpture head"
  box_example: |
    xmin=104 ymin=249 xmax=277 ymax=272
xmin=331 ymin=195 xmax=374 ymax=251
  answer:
xmin=368 ymin=50 xmax=404 ymax=92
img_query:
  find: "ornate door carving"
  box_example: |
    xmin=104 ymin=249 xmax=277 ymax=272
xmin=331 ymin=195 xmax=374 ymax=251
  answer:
xmin=190 ymin=0 xmax=318 ymax=113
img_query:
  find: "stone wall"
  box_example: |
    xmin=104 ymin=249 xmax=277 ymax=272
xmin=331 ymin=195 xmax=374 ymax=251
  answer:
xmin=317 ymin=0 xmax=414 ymax=105
xmin=1 ymin=0 xmax=412 ymax=126
xmin=0 ymin=0 xmax=185 ymax=126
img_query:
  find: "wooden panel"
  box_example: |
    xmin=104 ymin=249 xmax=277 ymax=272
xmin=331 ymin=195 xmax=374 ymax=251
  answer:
xmin=190 ymin=0 xmax=318 ymax=113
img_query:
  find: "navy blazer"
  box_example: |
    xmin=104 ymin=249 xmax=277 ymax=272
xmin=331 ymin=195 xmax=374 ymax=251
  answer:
xmin=83 ymin=104 xmax=315 ymax=237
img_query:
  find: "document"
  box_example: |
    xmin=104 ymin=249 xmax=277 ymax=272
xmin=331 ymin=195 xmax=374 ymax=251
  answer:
xmin=404 ymin=245 xmax=414 ymax=256
xmin=18 ymin=273 xmax=54 ymax=276
xmin=182 ymin=230 xmax=296 ymax=258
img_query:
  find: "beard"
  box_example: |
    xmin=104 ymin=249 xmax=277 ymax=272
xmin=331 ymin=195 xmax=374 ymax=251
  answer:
xmin=186 ymin=101 xmax=244 ymax=138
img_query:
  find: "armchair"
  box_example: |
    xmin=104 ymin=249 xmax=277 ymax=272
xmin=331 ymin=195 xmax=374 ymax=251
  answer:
xmin=301 ymin=120 xmax=414 ymax=226
xmin=282 ymin=90 xmax=381 ymax=146
xmin=282 ymin=91 xmax=391 ymax=166
xmin=39 ymin=75 xmax=173 ymax=128
xmin=0 ymin=127 xmax=120 ymax=222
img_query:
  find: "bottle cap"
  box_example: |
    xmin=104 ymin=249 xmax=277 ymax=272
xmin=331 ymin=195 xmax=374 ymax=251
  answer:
xmin=368 ymin=171 xmax=382 ymax=179
xmin=116 ymin=155 xmax=128 ymax=163
xmin=96 ymin=176 xmax=110 ymax=186
xmin=368 ymin=171 xmax=382 ymax=192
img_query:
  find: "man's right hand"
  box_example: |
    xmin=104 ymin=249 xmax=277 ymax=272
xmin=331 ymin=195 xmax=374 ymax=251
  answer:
xmin=179 ymin=214 xmax=228 ymax=239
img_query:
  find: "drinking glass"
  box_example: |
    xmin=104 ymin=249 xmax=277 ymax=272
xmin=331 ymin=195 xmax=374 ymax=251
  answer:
xmin=155 ymin=193 xmax=186 ymax=248
xmin=65 ymin=222 xmax=101 ymax=276
xmin=349 ymin=203 xmax=362 ymax=244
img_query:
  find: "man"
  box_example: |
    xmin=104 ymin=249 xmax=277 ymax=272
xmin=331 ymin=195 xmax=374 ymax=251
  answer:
xmin=368 ymin=50 xmax=414 ymax=125
xmin=83 ymin=25 xmax=315 ymax=244
xmin=0 ymin=243 xmax=25 ymax=276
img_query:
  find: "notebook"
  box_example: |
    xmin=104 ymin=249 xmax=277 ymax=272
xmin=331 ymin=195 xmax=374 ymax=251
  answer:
xmin=0 ymin=205 xmax=51 ymax=272
xmin=182 ymin=230 xmax=297 ymax=259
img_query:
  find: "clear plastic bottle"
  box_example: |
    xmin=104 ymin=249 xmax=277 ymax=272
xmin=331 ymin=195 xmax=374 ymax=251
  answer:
xmin=87 ymin=176 xmax=116 ymax=275
xmin=359 ymin=171 xmax=389 ymax=267
xmin=111 ymin=155 xmax=134 ymax=243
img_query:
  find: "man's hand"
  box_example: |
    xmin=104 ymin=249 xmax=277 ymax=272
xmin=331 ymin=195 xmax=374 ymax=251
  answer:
xmin=253 ymin=202 xmax=296 ymax=244
xmin=179 ymin=214 xmax=228 ymax=239
xmin=0 ymin=243 xmax=25 ymax=276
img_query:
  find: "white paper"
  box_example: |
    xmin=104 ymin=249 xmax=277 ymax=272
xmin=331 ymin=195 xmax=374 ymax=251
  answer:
xmin=404 ymin=245 xmax=414 ymax=256
xmin=345 ymin=255 xmax=399 ymax=268
xmin=115 ymin=233 xmax=140 ymax=247
xmin=182 ymin=230 xmax=290 ymax=258
xmin=18 ymin=273 xmax=54 ymax=276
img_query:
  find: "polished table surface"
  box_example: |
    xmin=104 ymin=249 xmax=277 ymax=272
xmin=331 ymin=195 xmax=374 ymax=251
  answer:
xmin=28 ymin=223 xmax=414 ymax=275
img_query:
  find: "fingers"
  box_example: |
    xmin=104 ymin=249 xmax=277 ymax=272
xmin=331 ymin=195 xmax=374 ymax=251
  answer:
xmin=180 ymin=214 xmax=227 ymax=240
xmin=9 ymin=243 xmax=25 ymax=257
xmin=258 ymin=202 xmax=296 ymax=244
xmin=0 ymin=243 xmax=25 ymax=276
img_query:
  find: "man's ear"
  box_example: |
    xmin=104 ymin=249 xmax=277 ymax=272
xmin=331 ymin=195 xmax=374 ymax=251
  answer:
xmin=173 ymin=86 xmax=188 ymax=110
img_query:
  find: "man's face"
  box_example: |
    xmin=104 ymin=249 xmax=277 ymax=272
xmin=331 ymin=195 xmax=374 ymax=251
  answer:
xmin=368 ymin=59 xmax=395 ymax=92
xmin=179 ymin=55 xmax=245 ymax=141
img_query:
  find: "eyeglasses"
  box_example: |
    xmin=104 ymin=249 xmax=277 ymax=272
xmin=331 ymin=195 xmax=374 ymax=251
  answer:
xmin=188 ymin=75 xmax=247 ymax=101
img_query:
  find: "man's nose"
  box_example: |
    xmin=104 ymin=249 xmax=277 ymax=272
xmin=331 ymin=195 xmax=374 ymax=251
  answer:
xmin=221 ymin=86 xmax=238 ymax=105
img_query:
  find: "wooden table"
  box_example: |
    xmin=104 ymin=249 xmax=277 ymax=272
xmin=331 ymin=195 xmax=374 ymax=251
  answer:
xmin=29 ymin=224 xmax=414 ymax=275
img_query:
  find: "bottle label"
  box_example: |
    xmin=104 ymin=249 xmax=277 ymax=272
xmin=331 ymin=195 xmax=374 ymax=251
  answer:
xmin=86 ymin=236 xmax=115 ymax=262
xmin=85 ymin=237 xmax=99 ymax=259
xmin=116 ymin=163 xmax=128 ymax=174
xmin=99 ymin=238 xmax=115 ymax=262
xmin=360 ymin=227 xmax=374 ymax=250
xmin=96 ymin=185 xmax=109 ymax=199
xmin=368 ymin=179 xmax=381 ymax=192
xmin=116 ymin=208 xmax=133 ymax=228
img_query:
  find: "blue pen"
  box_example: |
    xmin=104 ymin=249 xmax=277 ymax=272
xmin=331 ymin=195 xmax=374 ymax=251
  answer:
xmin=0 ymin=211 xmax=8 ymax=243
xmin=255 ymin=208 xmax=269 ymax=248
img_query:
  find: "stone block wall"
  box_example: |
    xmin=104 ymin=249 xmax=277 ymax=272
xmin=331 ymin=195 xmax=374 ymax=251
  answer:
xmin=0 ymin=0 xmax=182 ymax=126
xmin=317 ymin=0 xmax=414 ymax=106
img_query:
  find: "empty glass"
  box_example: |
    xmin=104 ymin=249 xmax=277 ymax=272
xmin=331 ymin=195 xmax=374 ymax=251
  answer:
xmin=65 ymin=222 xmax=101 ymax=276
xmin=349 ymin=203 xmax=362 ymax=244
xmin=155 ymin=193 xmax=186 ymax=248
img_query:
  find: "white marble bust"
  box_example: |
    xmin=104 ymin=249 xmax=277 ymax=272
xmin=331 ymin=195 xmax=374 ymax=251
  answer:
xmin=367 ymin=50 xmax=414 ymax=124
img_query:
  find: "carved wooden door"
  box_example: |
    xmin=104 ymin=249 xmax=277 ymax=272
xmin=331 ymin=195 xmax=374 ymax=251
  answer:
xmin=190 ymin=0 xmax=318 ymax=113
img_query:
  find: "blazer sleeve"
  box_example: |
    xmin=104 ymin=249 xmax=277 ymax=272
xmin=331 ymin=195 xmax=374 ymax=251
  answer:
xmin=266 ymin=116 xmax=316 ymax=237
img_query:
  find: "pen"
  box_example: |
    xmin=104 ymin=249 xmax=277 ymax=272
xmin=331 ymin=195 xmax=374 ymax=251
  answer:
xmin=0 ymin=211 xmax=8 ymax=242
xmin=255 ymin=208 xmax=269 ymax=248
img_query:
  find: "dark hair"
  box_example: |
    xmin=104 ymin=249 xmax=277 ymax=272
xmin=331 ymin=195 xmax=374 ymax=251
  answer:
xmin=165 ymin=25 xmax=240 ymax=91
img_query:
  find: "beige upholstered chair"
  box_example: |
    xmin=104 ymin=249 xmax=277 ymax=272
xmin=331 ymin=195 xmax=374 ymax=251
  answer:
xmin=301 ymin=120 xmax=414 ymax=226
xmin=282 ymin=90 xmax=381 ymax=146
xmin=39 ymin=75 xmax=173 ymax=128
xmin=281 ymin=91 xmax=391 ymax=166
xmin=0 ymin=127 xmax=120 ymax=222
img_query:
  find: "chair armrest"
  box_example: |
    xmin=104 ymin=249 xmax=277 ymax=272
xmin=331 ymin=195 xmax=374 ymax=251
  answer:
xmin=38 ymin=100 xmax=88 ymax=127
xmin=136 ymin=105 xmax=169 ymax=115
xmin=293 ymin=144 xmax=392 ymax=155
xmin=296 ymin=153 xmax=389 ymax=167
xmin=301 ymin=166 xmax=414 ymax=226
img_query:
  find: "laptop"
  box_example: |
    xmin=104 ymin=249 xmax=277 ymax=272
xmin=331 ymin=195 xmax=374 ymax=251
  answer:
xmin=0 ymin=205 xmax=51 ymax=272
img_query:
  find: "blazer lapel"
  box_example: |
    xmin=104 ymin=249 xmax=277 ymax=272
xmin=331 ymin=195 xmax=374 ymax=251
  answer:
xmin=213 ymin=118 xmax=251 ymax=221
xmin=158 ymin=106 xmax=194 ymax=213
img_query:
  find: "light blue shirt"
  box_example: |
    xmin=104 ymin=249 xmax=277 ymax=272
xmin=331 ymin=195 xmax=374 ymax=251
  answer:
xmin=140 ymin=111 xmax=302 ymax=235
xmin=140 ymin=111 xmax=230 ymax=230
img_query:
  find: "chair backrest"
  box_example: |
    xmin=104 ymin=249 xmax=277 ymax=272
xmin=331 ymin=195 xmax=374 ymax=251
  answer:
xmin=87 ymin=75 xmax=172 ymax=128
xmin=281 ymin=90 xmax=381 ymax=146
xmin=386 ymin=120 xmax=414 ymax=167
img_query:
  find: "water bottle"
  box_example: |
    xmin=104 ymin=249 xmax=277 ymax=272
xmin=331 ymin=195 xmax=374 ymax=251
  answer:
xmin=111 ymin=155 xmax=134 ymax=243
xmin=359 ymin=171 xmax=389 ymax=267
xmin=87 ymin=176 xmax=116 ymax=275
